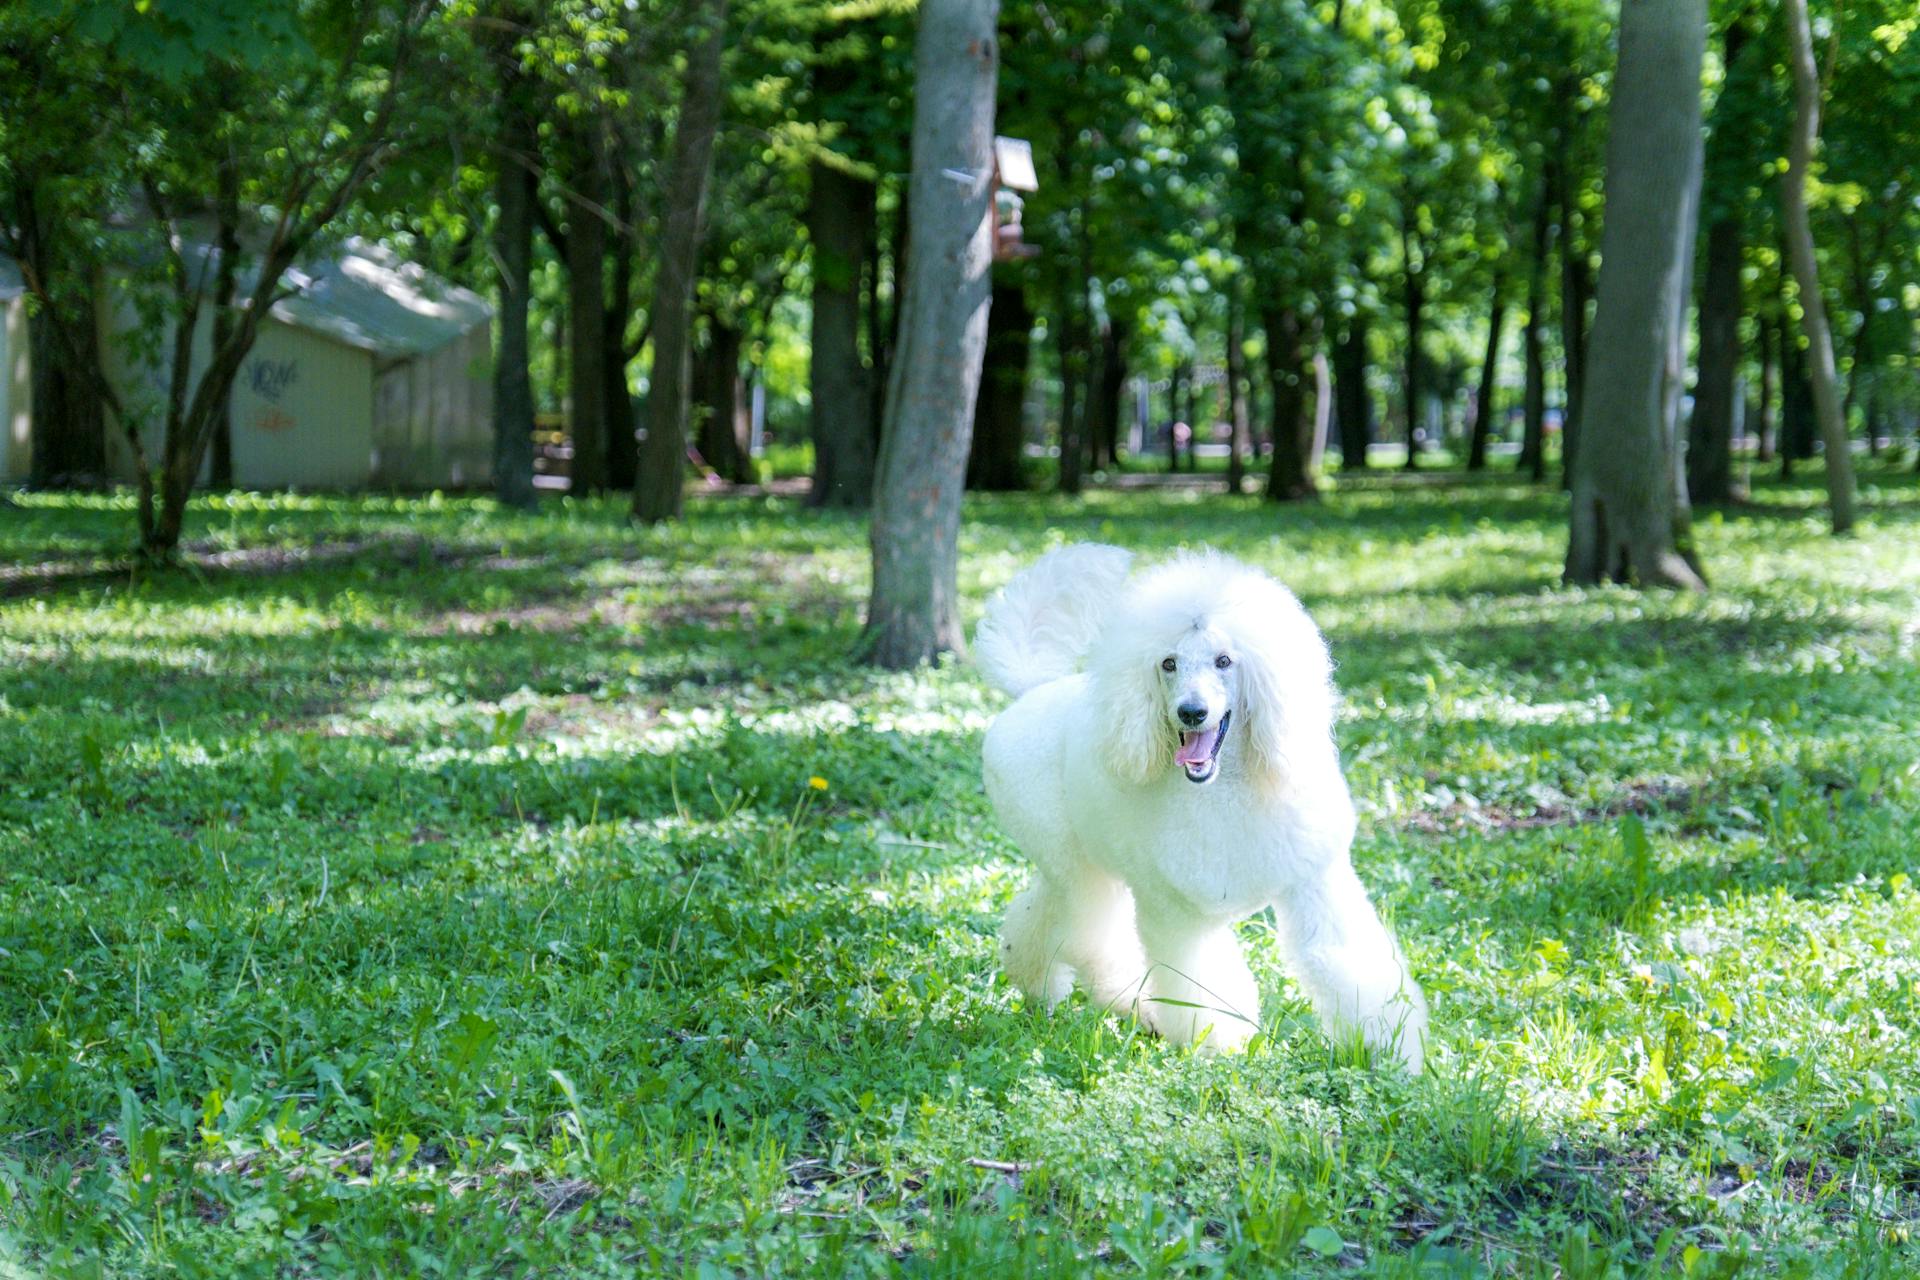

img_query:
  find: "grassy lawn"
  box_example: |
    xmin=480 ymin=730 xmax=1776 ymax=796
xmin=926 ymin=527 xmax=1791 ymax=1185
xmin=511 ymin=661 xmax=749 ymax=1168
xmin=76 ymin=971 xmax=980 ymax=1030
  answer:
xmin=3 ymin=466 xmax=1919 ymax=1277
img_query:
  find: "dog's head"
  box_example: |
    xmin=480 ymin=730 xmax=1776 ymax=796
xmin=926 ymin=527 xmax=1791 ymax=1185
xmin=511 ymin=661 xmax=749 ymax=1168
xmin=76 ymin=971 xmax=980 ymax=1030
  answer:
xmin=1087 ymin=552 xmax=1335 ymax=793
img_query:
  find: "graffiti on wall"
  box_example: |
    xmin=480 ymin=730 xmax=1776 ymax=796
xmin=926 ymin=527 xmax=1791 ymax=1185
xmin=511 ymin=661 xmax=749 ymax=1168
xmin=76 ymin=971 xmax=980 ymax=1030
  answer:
xmin=245 ymin=357 xmax=300 ymax=433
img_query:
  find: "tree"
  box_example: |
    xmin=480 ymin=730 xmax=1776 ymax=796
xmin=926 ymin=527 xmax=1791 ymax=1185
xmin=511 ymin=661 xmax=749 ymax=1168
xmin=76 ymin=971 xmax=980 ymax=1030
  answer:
xmin=862 ymin=0 xmax=998 ymax=669
xmin=488 ymin=5 xmax=541 ymax=511
xmin=1686 ymin=16 xmax=1754 ymax=507
xmin=968 ymin=272 xmax=1032 ymax=491
xmin=632 ymin=0 xmax=728 ymax=523
xmin=1779 ymin=0 xmax=1856 ymax=534
xmin=1564 ymin=0 xmax=1708 ymax=588
xmin=808 ymin=159 xmax=878 ymax=506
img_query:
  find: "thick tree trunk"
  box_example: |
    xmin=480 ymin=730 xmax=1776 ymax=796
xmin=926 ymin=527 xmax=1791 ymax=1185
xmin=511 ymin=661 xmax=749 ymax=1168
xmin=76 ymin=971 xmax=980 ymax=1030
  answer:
xmin=26 ymin=291 xmax=106 ymax=487
xmin=1467 ymin=277 xmax=1506 ymax=472
xmin=1334 ymin=314 xmax=1368 ymax=471
xmin=967 ymin=274 xmax=1030 ymax=491
xmin=863 ymin=0 xmax=997 ymax=669
xmin=1564 ymin=0 xmax=1707 ymax=589
xmin=1688 ymin=212 xmax=1742 ymax=503
xmin=1225 ymin=288 xmax=1249 ymax=493
xmin=808 ymin=160 xmax=877 ymax=507
xmin=1554 ymin=89 xmax=1589 ymax=491
xmin=695 ymin=319 xmax=751 ymax=484
xmin=564 ymin=123 xmax=610 ymax=495
xmin=491 ymin=135 xmax=538 ymax=509
xmin=1561 ymin=241 xmax=1592 ymax=489
xmin=1687 ymin=17 xmax=1749 ymax=506
xmin=633 ymin=0 xmax=727 ymax=523
xmin=1779 ymin=0 xmax=1856 ymax=533
xmin=1263 ymin=305 xmax=1315 ymax=500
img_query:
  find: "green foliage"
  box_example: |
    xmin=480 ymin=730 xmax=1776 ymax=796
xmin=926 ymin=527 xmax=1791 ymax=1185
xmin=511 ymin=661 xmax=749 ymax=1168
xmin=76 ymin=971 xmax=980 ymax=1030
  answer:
xmin=4 ymin=468 xmax=1920 ymax=1273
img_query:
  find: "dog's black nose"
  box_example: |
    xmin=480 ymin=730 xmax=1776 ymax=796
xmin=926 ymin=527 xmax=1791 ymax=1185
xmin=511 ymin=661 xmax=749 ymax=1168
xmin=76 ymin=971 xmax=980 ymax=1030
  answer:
xmin=1177 ymin=702 xmax=1207 ymax=727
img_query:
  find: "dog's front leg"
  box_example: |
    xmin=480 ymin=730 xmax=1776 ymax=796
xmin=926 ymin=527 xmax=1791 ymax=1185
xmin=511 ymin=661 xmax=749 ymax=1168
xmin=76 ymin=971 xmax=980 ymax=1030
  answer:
xmin=1134 ymin=908 xmax=1260 ymax=1053
xmin=1274 ymin=861 xmax=1427 ymax=1071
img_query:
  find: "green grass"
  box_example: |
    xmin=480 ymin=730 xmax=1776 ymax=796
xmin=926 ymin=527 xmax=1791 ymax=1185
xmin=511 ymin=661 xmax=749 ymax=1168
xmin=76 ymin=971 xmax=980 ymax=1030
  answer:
xmin=3 ymin=463 xmax=1919 ymax=1277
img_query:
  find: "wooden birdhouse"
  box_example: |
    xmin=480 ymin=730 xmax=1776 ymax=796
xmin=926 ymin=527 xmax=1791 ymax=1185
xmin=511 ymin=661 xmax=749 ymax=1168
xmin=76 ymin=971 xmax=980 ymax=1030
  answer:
xmin=991 ymin=136 xmax=1040 ymax=262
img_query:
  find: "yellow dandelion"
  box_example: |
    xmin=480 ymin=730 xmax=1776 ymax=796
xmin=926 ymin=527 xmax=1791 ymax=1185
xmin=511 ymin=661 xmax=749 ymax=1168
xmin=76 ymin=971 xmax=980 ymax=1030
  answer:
xmin=808 ymin=776 xmax=829 ymax=791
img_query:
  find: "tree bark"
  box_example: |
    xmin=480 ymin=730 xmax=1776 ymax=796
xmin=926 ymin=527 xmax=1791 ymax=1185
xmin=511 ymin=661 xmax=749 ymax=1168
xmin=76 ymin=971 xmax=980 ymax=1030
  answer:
xmin=1467 ymin=275 xmax=1506 ymax=472
xmin=695 ymin=318 xmax=751 ymax=484
xmin=1688 ymin=211 xmax=1742 ymax=504
xmin=1554 ymin=85 xmax=1589 ymax=491
xmin=1054 ymin=283 xmax=1088 ymax=494
xmin=1090 ymin=319 xmax=1125 ymax=472
xmin=632 ymin=0 xmax=728 ymax=523
xmin=1779 ymin=0 xmax=1856 ymax=533
xmin=1564 ymin=0 xmax=1708 ymax=589
xmin=1687 ymin=17 xmax=1749 ymax=506
xmin=1225 ymin=286 xmax=1249 ymax=493
xmin=26 ymin=287 xmax=106 ymax=487
xmin=1334 ymin=314 xmax=1368 ymax=471
xmin=862 ymin=0 xmax=998 ymax=669
xmin=1263 ymin=305 xmax=1315 ymax=500
xmin=1780 ymin=325 xmax=1814 ymax=477
xmin=492 ymin=133 xmax=539 ymax=509
xmin=208 ymin=146 xmax=240 ymax=491
xmin=807 ymin=159 xmax=877 ymax=507
xmin=1519 ymin=173 xmax=1552 ymax=482
xmin=967 ymin=273 xmax=1030 ymax=490
xmin=1755 ymin=309 xmax=1777 ymax=464
xmin=563 ymin=122 xmax=610 ymax=495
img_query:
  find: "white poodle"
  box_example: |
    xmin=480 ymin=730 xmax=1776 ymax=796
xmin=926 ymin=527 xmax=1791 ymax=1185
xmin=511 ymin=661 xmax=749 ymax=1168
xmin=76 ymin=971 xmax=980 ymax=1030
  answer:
xmin=975 ymin=545 xmax=1427 ymax=1068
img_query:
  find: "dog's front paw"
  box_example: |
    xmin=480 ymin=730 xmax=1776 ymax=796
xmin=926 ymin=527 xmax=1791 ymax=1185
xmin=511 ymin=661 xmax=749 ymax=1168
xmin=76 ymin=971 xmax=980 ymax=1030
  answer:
xmin=1194 ymin=1016 xmax=1257 ymax=1055
xmin=1140 ymin=1000 xmax=1259 ymax=1054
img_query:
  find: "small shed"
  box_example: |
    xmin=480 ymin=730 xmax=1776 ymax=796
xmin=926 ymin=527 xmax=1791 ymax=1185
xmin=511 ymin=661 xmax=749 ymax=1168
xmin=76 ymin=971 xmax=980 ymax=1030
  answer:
xmin=7 ymin=237 xmax=494 ymax=491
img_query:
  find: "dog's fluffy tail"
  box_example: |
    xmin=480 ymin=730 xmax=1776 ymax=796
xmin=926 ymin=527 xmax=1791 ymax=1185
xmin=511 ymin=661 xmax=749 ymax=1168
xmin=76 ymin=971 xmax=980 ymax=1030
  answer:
xmin=975 ymin=544 xmax=1132 ymax=697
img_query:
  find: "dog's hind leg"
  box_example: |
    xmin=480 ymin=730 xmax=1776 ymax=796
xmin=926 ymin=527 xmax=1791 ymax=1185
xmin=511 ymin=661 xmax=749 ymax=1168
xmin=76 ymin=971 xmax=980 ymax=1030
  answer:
xmin=1053 ymin=865 xmax=1146 ymax=1016
xmin=1001 ymin=865 xmax=1144 ymax=1016
xmin=1273 ymin=861 xmax=1427 ymax=1071
xmin=999 ymin=878 xmax=1076 ymax=1010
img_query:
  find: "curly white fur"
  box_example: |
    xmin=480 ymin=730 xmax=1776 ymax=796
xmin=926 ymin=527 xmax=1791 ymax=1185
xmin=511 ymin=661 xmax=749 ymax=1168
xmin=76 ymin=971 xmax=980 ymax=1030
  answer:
xmin=978 ymin=545 xmax=1427 ymax=1067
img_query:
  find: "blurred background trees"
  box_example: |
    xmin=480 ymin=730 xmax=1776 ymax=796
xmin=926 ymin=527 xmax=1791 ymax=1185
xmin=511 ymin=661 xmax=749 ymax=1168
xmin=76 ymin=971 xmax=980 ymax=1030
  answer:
xmin=4 ymin=0 xmax=1919 ymax=608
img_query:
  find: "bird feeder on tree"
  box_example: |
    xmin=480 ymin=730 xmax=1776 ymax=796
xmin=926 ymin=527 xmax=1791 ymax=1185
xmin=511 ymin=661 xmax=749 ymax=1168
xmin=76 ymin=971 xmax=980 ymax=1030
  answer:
xmin=991 ymin=136 xmax=1040 ymax=262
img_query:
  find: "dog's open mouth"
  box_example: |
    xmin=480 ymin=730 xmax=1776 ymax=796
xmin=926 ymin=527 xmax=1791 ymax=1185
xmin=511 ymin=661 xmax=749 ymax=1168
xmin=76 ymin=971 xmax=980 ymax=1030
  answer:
xmin=1174 ymin=710 xmax=1230 ymax=784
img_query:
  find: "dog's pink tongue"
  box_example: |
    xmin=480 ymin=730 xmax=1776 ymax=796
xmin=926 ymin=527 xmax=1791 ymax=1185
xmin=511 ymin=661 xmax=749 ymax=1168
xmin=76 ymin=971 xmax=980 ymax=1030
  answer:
xmin=1176 ymin=726 xmax=1219 ymax=766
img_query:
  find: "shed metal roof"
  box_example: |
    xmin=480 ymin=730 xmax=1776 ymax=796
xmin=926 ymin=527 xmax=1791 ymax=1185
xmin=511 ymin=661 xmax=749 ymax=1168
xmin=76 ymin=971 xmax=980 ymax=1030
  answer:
xmin=0 ymin=236 xmax=490 ymax=357
xmin=270 ymin=238 xmax=491 ymax=360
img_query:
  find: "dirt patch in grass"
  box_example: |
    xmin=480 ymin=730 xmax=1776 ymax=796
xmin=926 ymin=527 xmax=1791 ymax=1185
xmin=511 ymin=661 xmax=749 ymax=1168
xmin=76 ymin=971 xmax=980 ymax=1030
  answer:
xmin=1402 ymin=777 xmax=1697 ymax=835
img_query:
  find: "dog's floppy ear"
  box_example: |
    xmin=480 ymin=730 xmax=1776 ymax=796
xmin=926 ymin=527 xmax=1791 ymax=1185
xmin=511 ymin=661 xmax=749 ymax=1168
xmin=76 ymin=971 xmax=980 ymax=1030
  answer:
xmin=1224 ymin=574 xmax=1336 ymax=793
xmin=1087 ymin=632 xmax=1171 ymax=784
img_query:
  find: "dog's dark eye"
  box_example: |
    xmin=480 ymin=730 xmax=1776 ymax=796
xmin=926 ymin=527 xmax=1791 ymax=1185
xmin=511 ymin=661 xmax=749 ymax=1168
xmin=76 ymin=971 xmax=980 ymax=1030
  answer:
xmin=1160 ymin=657 xmax=1176 ymax=673
xmin=1215 ymin=654 xmax=1233 ymax=669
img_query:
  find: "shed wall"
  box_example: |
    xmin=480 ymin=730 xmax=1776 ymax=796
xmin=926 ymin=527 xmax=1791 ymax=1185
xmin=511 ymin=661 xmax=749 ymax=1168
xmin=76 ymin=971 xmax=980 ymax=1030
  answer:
xmin=228 ymin=325 xmax=374 ymax=489
xmin=1 ymin=297 xmax=28 ymax=484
